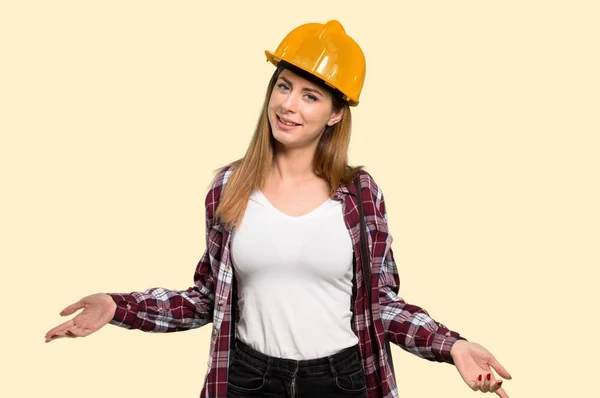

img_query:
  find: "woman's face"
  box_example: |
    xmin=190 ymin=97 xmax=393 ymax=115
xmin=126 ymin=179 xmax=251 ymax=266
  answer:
xmin=268 ymin=68 xmax=343 ymax=151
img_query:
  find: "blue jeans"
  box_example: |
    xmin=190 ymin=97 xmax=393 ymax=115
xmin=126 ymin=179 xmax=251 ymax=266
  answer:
xmin=227 ymin=339 xmax=368 ymax=398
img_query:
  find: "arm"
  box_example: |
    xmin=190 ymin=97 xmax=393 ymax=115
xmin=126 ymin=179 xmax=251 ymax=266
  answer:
xmin=379 ymin=245 xmax=466 ymax=364
xmin=368 ymin=174 xmax=512 ymax=396
xmin=107 ymin=244 xmax=217 ymax=332
xmin=368 ymin=175 xmax=466 ymax=364
xmin=107 ymin=170 xmax=228 ymax=332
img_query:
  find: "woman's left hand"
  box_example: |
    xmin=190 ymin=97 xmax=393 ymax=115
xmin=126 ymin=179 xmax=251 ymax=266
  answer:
xmin=450 ymin=339 xmax=512 ymax=397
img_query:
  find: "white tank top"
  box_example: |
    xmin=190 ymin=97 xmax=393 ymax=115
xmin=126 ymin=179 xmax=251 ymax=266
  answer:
xmin=230 ymin=188 xmax=359 ymax=360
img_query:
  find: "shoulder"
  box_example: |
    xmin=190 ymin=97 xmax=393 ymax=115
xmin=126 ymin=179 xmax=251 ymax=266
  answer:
xmin=207 ymin=164 xmax=235 ymax=197
xmin=355 ymin=168 xmax=386 ymax=215
xmin=204 ymin=163 xmax=237 ymax=221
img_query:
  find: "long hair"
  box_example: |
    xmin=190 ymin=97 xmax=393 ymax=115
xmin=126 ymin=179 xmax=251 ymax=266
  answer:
xmin=213 ymin=64 xmax=364 ymax=231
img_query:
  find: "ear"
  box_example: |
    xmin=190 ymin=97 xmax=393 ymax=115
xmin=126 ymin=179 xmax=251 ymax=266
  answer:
xmin=327 ymin=108 xmax=344 ymax=126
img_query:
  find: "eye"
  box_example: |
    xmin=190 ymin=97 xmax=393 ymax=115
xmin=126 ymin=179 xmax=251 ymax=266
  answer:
xmin=277 ymin=83 xmax=289 ymax=91
xmin=305 ymin=94 xmax=318 ymax=102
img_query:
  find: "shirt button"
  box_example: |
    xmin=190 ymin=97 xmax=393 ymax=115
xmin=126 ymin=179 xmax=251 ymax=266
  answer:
xmin=212 ymin=329 xmax=218 ymax=335
xmin=218 ymin=300 xmax=225 ymax=306
xmin=126 ymin=304 xmax=131 ymax=310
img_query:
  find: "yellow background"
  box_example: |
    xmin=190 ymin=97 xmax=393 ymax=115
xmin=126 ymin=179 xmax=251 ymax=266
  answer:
xmin=2 ymin=1 xmax=598 ymax=397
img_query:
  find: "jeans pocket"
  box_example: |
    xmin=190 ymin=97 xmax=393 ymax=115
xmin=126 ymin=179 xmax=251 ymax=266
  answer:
xmin=227 ymin=354 xmax=268 ymax=392
xmin=334 ymin=360 xmax=367 ymax=393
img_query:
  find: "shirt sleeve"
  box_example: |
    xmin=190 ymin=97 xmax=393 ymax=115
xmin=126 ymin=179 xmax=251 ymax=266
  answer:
xmin=369 ymin=174 xmax=467 ymax=364
xmin=106 ymin=168 xmax=228 ymax=332
xmin=106 ymin=245 xmax=217 ymax=332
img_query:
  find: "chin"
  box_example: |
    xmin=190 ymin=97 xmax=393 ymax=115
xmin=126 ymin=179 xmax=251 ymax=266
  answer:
xmin=271 ymin=129 xmax=300 ymax=149
xmin=271 ymin=130 xmax=288 ymax=146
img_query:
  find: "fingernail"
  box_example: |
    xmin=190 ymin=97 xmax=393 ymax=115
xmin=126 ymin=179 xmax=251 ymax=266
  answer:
xmin=498 ymin=381 xmax=503 ymax=386
xmin=478 ymin=374 xmax=482 ymax=381
xmin=487 ymin=373 xmax=491 ymax=381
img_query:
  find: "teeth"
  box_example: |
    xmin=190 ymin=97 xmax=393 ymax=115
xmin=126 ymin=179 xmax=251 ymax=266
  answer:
xmin=279 ymin=116 xmax=298 ymax=126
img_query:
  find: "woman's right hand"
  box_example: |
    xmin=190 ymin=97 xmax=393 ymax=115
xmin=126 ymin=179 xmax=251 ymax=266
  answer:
xmin=45 ymin=293 xmax=117 ymax=343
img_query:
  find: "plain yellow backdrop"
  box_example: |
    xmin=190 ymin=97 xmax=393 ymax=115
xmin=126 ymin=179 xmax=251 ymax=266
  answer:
xmin=1 ymin=1 xmax=598 ymax=397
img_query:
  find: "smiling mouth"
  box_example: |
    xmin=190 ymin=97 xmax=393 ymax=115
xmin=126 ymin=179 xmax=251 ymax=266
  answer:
xmin=277 ymin=115 xmax=302 ymax=127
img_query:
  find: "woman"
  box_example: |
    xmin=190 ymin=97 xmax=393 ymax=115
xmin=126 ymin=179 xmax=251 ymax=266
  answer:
xmin=45 ymin=20 xmax=512 ymax=398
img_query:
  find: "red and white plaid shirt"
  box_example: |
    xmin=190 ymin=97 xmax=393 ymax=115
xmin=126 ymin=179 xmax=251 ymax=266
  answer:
xmin=109 ymin=165 xmax=465 ymax=398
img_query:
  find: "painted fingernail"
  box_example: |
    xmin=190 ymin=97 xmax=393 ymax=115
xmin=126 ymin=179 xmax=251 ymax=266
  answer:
xmin=487 ymin=373 xmax=491 ymax=381
xmin=478 ymin=374 xmax=482 ymax=381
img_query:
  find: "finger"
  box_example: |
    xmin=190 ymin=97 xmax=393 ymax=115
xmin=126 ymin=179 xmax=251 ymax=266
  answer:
xmin=481 ymin=372 xmax=494 ymax=393
xmin=470 ymin=373 xmax=483 ymax=392
xmin=45 ymin=320 xmax=74 ymax=341
xmin=46 ymin=327 xmax=74 ymax=342
xmin=489 ymin=356 xmax=512 ymax=380
xmin=65 ymin=329 xmax=79 ymax=338
xmin=495 ymin=386 xmax=509 ymax=398
xmin=60 ymin=300 xmax=85 ymax=316
xmin=490 ymin=380 xmax=504 ymax=393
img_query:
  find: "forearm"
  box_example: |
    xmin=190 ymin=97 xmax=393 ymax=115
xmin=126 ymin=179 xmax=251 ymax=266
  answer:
xmin=108 ymin=250 xmax=215 ymax=332
xmin=380 ymin=287 xmax=466 ymax=364
xmin=108 ymin=286 xmax=213 ymax=332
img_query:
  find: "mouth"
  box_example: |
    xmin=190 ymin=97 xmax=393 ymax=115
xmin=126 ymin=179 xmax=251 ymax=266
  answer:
xmin=276 ymin=115 xmax=302 ymax=129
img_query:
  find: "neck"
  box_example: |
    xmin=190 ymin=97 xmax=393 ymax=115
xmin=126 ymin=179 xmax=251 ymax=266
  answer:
xmin=271 ymin=145 xmax=316 ymax=183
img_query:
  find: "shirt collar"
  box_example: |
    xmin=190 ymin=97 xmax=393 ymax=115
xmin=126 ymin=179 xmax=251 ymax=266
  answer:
xmin=225 ymin=175 xmax=359 ymax=232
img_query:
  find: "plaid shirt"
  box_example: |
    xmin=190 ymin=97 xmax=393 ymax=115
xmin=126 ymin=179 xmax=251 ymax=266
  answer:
xmin=109 ymin=165 xmax=465 ymax=398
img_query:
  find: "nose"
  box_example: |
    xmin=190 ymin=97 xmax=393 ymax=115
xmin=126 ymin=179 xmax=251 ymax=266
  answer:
xmin=280 ymin=91 xmax=299 ymax=113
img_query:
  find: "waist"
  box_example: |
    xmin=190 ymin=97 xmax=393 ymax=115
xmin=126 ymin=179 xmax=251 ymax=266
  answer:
xmin=232 ymin=338 xmax=362 ymax=377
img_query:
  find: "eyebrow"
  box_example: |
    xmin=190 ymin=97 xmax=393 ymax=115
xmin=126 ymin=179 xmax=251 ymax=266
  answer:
xmin=280 ymin=76 xmax=324 ymax=97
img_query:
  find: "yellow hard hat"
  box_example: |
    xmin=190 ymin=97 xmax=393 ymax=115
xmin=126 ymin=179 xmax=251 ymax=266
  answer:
xmin=265 ymin=20 xmax=366 ymax=106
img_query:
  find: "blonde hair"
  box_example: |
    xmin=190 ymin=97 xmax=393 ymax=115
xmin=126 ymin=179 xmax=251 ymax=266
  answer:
xmin=213 ymin=65 xmax=364 ymax=231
